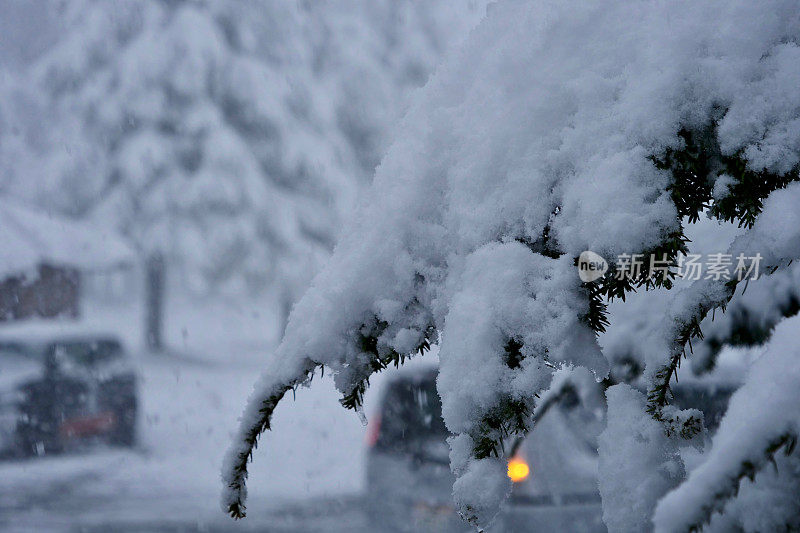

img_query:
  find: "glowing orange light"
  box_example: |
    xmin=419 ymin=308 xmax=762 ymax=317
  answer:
xmin=507 ymin=456 xmax=530 ymax=483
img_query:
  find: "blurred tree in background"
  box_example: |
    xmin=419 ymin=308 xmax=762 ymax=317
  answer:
xmin=0 ymin=0 xmax=486 ymax=309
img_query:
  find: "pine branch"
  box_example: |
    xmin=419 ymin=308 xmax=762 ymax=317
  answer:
xmin=339 ymin=318 xmax=435 ymax=411
xmin=651 ymin=127 xmax=716 ymax=224
xmin=472 ymin=396 xmax=532 ymax=459
xmin=647 ymin=311 xmax=713 ymax=420
xmin=643 ymin=117 xmax=799 ymax=429
xmin=225 ymin=361 xmax=316 ymax=519
xmin=225 ymin=290 xmax=435 ymax=520
xmin=695 ymin=288 xmax=800 ymax=374
xmin=684 ymin=433 xmax=797 ymax=532
xmin=646 ymin=260 xmax=796 ymax=422
xmin=710 ymin=155 xmax=799 ymax=228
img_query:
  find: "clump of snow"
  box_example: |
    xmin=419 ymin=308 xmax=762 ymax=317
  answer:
xmin=451 ymin=456 xmax=511 ymax=529
xmin=437 ymin=243 xmax=605 ymax=436
xmin=712 ymin=174 xmax=736 ymax=202
xmin=599 ymin=384 xmax=686 ymax=533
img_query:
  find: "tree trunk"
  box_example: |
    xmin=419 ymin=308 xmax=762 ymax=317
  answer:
xmin=145 ymin=252 xmax=165 ymax=352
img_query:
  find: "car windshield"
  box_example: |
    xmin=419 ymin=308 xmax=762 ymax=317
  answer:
xmin=0 ymin=341 xmax=40 ymax=360
xmin=377 ymin=373 xmax=448 ymax=448
xmin=51 ymin=340 xmax=123 ymax=368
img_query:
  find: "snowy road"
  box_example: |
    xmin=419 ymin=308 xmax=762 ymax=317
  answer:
xmin=0 ymin=343 xmax=391 ymax=532
xmin=0 ymin=469 xmax=368 ymax=532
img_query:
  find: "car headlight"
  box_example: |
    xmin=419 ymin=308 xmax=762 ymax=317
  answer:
xmin=508 ymin=455 xmax=531 ymax=483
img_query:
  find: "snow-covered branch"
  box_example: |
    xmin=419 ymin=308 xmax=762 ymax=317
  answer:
xmin=692 ymin=261 xmax=800 ymax=374
xmin=222 ymin=359 xmax=315 ymax=518
xmin=646 ymin=183 xmax=800 ymax=423
xmin=653 ymin=319 xmax=800 ymax=532
xmin=222 ymin=1 xmax=800 ymax=529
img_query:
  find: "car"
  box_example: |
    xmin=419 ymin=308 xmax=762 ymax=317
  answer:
xmin=364 ymin=366 xmax=736 ymax=532
xmin=0 ymin=322 xmax=138 ymax=458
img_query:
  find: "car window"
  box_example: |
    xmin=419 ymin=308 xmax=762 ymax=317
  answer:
xmin=0 ymin=341 xmax=41 ymax=360
xmin=377 ymin=374 xmax=447 ymax=449
xmin=50 ymin=340 xmax=123 ymax=368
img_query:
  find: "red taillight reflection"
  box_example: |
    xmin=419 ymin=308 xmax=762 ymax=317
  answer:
xmin=59 ymin=411 xmax=116 ymax=439
xmin=365 ymin=414 xmax=381 ymax=447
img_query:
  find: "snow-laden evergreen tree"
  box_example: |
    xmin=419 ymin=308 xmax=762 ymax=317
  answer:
xmin=223 ymin=1 xmax=800 ymax=530
xmin=0 ymin=69 xmax=104 ymax=216
xmin=20 ymin=0 xmax=486 ymax=298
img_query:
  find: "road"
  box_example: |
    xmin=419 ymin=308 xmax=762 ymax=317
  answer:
xmin=0 ymin=451 xmax=369 ymax=532
xmin=0 ymin=347 xmax=378 ymax=533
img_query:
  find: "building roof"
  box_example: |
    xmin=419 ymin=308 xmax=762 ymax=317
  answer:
xmin=0 ymin=318 xmax=123 ymax=346
xmin=0 ymin=198 xmax=136 ymax=275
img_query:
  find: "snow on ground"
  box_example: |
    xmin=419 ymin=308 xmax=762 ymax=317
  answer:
xmin=1 ymin=355 xmax=358 ymax=528
xmin=0 ymin=293 xmax=434 ymax=531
